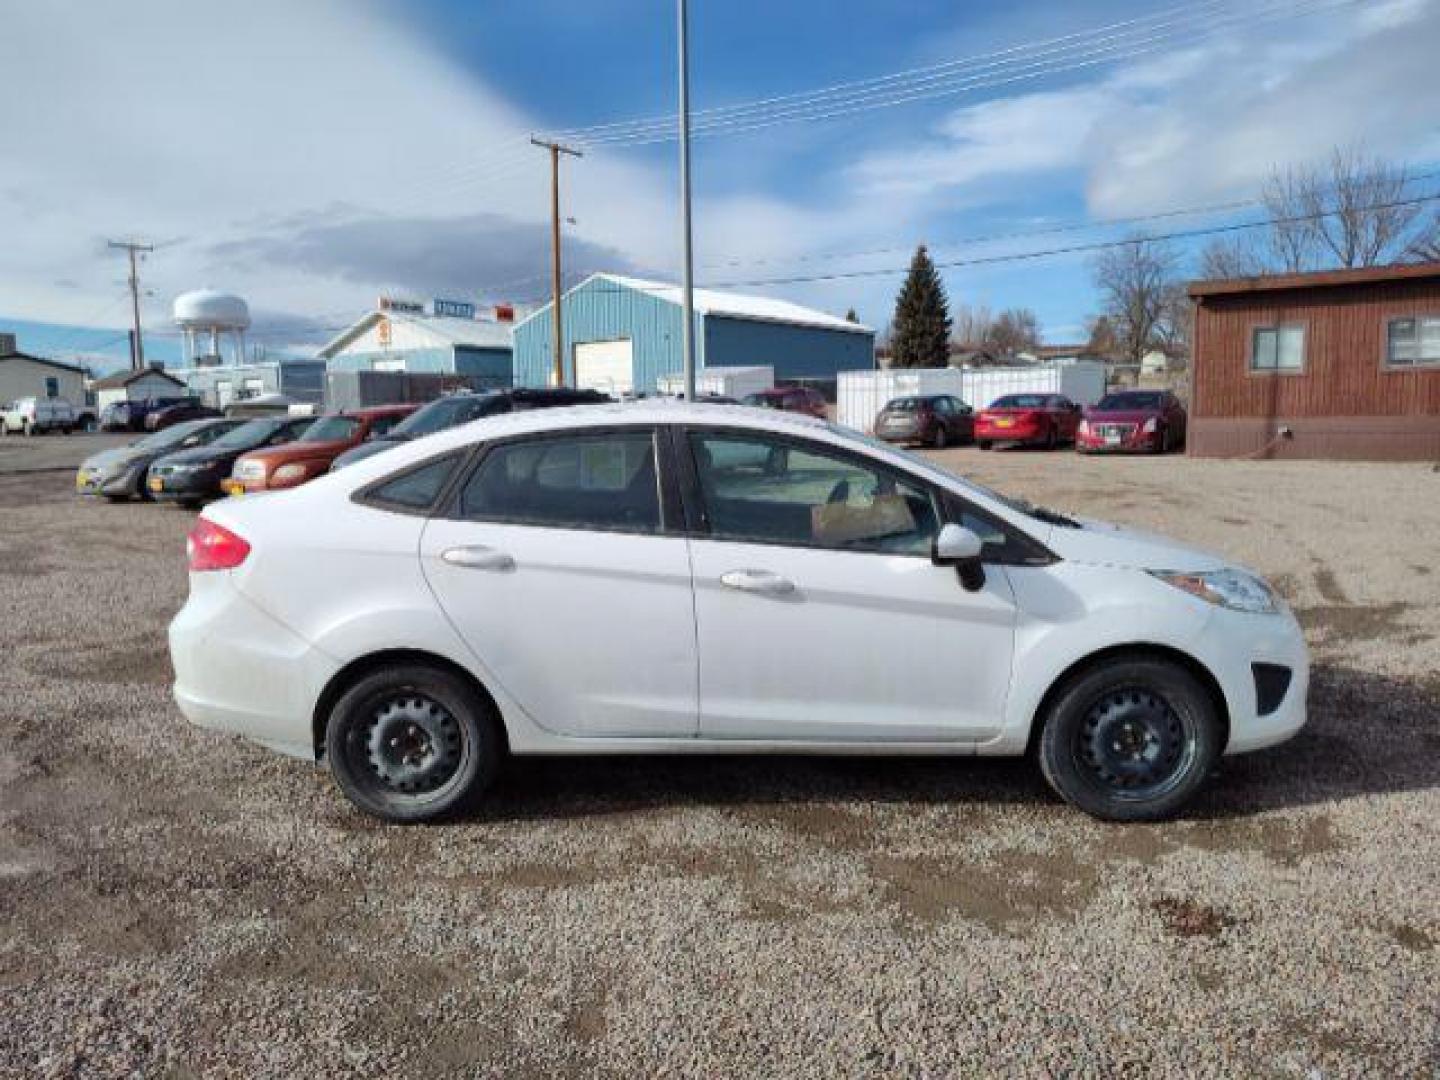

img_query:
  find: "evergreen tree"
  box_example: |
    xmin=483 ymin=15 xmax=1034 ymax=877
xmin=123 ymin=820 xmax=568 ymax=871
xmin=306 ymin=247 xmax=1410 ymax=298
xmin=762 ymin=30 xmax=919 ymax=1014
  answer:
xmin=889 ymin=245 xmax=951 ymax=368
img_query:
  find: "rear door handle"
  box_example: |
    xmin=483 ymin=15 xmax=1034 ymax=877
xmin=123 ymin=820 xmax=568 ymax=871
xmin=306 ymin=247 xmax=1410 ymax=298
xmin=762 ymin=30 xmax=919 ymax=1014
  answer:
xmin=441 ymin=545 xmax=515 ymax=572
xmin=719 ymin=569 xmax=795 ymax=596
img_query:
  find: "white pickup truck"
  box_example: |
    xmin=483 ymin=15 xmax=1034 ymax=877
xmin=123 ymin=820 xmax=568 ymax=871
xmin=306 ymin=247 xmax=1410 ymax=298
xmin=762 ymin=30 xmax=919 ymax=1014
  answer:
xmin=0 ymin=397 xmax=78 ymax=435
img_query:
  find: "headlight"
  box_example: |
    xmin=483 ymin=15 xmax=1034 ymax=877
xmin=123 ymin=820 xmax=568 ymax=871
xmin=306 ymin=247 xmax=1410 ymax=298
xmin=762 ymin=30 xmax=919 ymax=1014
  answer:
xmin=1142 ymin=417 xmax=1158 ymax=433
xmin=1149 ymin=569 xmax=1280 ymax=613
xmin=272 ymin=463 xmax=310 ymax=484
xmin=234 ymin=460 xmax=265 ymax=481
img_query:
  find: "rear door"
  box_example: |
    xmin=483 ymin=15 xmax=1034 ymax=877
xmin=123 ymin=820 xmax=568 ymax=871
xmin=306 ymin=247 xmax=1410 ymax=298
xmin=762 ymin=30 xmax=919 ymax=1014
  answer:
xmin=419 ymin=425 xmax=697 ymax=738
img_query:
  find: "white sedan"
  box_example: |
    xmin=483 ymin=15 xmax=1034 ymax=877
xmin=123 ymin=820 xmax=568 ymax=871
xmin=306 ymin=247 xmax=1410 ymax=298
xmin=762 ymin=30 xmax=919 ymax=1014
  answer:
xmin=170 ymin=402 xmax=1307 ymax=823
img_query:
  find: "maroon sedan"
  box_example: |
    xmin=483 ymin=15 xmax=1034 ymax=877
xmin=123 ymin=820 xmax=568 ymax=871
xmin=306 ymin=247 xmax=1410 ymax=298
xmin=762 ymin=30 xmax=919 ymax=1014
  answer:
xmin=742 ymin=387 xmax=828 ymax=419
xmin=873 ymin=394 xmax=974 ymax=448
xmin=1076 ymin=390 xmax=1187 ymax=454
xmin=974 ymin=393 xmax=1081 ymax=450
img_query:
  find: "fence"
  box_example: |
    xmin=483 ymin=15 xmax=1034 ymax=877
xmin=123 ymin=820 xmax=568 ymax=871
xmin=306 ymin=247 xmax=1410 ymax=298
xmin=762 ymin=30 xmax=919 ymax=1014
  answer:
xmin=324 ymin=371 xmax=503 ymax=412
xmin=835 ymin=362 xmax=1107 ymax=432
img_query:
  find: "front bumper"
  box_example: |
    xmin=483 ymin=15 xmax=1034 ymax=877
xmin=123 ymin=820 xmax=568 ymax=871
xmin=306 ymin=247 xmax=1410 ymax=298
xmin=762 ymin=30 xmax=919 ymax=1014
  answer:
xmin=148 ymin=469 xmax=224 ymax=500
xmin=1189 ymin=604 xmax=1309 ymax=754
xmin=1076 ymin=425 xmax=1161 ymax=452
xmin=170 ymin=574 xmax=338 ymax=760
xmin=76 ymin=464 xmax=145 ymax=496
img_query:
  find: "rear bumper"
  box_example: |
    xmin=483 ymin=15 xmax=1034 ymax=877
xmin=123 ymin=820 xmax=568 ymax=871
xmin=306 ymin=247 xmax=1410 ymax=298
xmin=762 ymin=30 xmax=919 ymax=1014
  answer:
xmin=976 ymin=422 xmax=1044 ymax=443
xmin=169 ymin=574 xmax=336 ymax=760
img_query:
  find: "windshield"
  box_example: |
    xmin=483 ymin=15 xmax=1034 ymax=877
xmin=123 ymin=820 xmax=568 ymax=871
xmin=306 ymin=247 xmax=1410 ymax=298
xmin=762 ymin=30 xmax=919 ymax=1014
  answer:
xmin=300 ymin=415 xmax=361 ymax=443
xmin=134 ymin=419 xmax=213 ymax=449
xmin=394 ymin=396 xmax=493 ymax=437
xmin=212 ymin=418 xmax=285 ymax=449
xmin=990 ymin=394 xmax=1048 ymax=409
xmin=1095 ymin=392 xmax=1164 ymax=410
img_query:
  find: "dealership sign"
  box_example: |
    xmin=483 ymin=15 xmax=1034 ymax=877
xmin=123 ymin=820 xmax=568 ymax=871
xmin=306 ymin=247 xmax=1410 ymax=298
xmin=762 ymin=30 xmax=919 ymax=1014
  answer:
xmin=432 ymin=298 xmax=476 ymax=319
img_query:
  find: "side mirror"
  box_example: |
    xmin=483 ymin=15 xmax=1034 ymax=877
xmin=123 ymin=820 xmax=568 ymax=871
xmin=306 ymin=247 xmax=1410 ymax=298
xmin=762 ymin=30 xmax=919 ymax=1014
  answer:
xmin=931 ymin=524 xmax=986 ymax=592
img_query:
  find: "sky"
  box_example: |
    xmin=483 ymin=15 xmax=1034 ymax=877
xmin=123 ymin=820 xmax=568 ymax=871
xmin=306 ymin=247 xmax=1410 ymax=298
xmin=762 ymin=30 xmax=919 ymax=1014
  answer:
xmin=1 ymin=0 xmax=1437 ymax=373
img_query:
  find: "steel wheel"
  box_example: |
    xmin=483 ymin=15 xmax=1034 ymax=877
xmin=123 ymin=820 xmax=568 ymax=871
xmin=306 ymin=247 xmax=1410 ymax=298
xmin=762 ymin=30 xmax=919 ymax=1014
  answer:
xmin=358 ymin=694 xmax=465 ymax=796
xmin=1075 ymin=686 xmax=1196 ymax=802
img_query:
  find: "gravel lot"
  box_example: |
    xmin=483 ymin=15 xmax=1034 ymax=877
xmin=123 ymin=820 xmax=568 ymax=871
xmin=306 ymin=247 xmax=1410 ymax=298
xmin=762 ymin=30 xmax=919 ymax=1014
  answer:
xmin=2 ymin=439 xmax=1437 ymax=1077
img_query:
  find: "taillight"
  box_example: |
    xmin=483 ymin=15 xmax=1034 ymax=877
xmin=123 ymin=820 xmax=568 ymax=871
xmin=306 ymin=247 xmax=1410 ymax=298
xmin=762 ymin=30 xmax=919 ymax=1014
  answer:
xmin=187 ymin=518 xmax=251 ymax=572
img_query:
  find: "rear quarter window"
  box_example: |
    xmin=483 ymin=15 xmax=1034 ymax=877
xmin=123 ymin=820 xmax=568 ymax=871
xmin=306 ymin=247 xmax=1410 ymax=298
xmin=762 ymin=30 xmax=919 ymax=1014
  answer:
xmin=358 ymin=454 xmax=462 ymax=514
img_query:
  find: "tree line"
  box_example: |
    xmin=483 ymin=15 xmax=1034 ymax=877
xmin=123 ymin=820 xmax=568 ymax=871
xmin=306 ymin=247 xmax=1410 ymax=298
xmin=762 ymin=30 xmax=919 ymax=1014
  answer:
xmin=885 ymin=147 xmax=1440 ymax=372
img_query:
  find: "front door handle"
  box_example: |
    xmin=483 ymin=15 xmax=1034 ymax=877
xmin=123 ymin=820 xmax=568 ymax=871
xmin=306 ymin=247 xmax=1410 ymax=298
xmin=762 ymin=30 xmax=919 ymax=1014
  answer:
xmin=441 ymin=545 xmax=515 ymax=572
xmin=719 ymin=569 xmax=795 ymax=596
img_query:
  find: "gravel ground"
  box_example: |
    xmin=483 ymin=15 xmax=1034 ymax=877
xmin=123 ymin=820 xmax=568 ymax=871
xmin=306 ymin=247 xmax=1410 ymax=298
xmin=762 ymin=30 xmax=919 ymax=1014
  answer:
xmin=1 ymin=443 xmax=1437 ymax=1077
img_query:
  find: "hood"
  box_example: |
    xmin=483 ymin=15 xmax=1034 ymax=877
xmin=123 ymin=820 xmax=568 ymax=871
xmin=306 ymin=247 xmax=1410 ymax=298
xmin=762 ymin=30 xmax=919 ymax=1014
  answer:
xmin=1044 ymin=517 xmax=1231 ymax=573
xmin=153 ymin=444 xmax=236 ymax=467
xmin=81 ymin=444 xmax=147 ymax=471
xmin=240 ymin=439 xmax=350 ymax=463
xmin=1083 ymin=408 xmax=1160 ymax=423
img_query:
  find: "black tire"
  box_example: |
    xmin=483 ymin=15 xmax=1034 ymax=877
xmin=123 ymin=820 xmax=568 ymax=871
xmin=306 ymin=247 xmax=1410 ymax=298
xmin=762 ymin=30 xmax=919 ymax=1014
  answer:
xmin=1036 ymin=656 xmax=1221 ymax=822
xmin=325 ymin=664 xmax=501 ymax=823
xmin=978 ymin=440 xmax=993 ymax=451
xmin=932 ymin=425 xmax=949 ymax=449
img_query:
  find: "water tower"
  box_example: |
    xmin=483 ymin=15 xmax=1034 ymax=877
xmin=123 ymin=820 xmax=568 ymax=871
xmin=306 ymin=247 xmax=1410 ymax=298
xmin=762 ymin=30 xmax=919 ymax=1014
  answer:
xmin=173 ymin=289 xmax=250 ymax=367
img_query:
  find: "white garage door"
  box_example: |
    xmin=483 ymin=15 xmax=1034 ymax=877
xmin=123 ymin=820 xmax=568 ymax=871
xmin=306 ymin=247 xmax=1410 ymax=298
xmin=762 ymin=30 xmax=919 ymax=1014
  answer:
xmin=574 ymin=339 xmax=634 ymax=396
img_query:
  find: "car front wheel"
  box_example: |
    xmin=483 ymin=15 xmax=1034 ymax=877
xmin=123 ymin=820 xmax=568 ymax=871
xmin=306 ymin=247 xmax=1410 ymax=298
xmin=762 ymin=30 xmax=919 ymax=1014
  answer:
xmin=325 ymin=664 xmax=501 ymax=823
xmin=1036 ymin=656 xmax=1221 ymax=821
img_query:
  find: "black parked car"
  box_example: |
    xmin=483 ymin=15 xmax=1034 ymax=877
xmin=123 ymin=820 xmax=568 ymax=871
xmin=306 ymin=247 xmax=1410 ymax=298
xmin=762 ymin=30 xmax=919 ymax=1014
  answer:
xmin=75 ymin=418 xmax=245 ymax=501
xmin=144 ymin=399 xmax=222 ymax=431
xmin=99 ymin=397 xmax=193 ymax=432
xmin=146 ymin=415 xmax=316 ymax=508
xmin=330 ymin=387 xmax=611 ymax=469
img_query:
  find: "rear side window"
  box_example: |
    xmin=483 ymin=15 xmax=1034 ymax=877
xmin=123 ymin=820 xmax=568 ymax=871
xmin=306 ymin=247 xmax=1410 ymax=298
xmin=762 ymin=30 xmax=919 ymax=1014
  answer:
xmin=459 ymin=431 xmax=660 ymax=533
xmin=365 ymin=454 xmax=460 ymax=512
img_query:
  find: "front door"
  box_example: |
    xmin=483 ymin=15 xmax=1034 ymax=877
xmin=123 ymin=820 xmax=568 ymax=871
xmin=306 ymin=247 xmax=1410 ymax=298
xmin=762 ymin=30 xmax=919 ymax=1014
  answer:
xmin=419 ymin=427 xmax=697 ymax=738
xmin=683 ymin=429 xmax=1018 ymax=742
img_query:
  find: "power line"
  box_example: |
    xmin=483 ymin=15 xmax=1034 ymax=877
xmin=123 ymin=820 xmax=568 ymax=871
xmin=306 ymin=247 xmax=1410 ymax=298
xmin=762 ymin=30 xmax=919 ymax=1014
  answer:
xmin=704 ymin=191 xmax=1440 ymax=289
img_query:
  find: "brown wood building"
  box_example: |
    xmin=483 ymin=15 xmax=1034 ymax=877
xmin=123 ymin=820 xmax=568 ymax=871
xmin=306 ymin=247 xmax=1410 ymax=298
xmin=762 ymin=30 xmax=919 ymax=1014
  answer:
xmin=1187 ymin=263 xmax=1440 ymax=460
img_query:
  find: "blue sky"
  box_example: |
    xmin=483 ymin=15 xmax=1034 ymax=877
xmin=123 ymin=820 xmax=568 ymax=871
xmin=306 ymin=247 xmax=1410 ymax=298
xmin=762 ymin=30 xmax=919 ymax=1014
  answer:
xmin=3 ymin=0 xmax=1437 ymax=373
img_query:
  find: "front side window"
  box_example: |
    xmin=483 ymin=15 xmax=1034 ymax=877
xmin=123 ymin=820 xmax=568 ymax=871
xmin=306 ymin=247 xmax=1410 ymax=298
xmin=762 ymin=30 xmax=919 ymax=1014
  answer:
xmin=459 ymin=431 xmax=660 ymax=533
xmin=689 ymin=432 xmax=940 ymax=555
xmin=1252 ymin=326 xmax=1305 ymax=371
xmin=1386 ymin=316 xmax=1440 ymax=367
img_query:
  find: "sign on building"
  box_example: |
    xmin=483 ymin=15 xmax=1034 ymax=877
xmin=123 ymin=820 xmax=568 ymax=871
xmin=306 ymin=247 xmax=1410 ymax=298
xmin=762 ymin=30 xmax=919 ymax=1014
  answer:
xmin=433 ymin=298 xmax=476 ymax=319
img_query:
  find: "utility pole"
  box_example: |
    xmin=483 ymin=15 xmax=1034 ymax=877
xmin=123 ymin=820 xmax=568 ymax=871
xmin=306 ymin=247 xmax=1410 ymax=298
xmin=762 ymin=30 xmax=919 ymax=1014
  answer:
xmin=530 ymin=138 xmax=582 ymax=388
xmin=677 ymin=0 xmax=697 ymax=401
xmin=108 ymin=239 xmax=153 ymax=371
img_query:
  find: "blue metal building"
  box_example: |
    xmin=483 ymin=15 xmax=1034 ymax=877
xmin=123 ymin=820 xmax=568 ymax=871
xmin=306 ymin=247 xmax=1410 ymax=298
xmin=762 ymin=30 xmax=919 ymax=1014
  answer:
xmin=512 ymin=273 xmax=873 ymax=395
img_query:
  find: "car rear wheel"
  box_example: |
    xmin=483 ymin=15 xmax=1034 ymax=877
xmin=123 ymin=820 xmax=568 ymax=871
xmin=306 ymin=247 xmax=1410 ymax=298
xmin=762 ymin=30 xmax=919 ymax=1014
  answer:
xmin=325 ymin=664 xmax=501 ymax=823
xmin=1036 ymin=656 xmax=1221 ymax=822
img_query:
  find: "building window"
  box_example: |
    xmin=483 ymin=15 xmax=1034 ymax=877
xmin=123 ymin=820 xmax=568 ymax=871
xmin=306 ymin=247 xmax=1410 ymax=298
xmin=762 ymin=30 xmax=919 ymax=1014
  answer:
xmin=1251 ymin=325 xmax=1305 ymax=372
xmin=44 ymin=377 xmax=59 ymax=398
xmin=1386 ymin=316 xmax=1440 ymax=367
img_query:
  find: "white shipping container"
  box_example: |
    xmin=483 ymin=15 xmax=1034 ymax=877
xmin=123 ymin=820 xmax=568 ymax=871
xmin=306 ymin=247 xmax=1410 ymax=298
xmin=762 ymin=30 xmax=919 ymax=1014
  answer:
xmin=656 ymin=365 xmax=774 ymax=400
xmin=836 ymin=363 xmax=1106 ymax=432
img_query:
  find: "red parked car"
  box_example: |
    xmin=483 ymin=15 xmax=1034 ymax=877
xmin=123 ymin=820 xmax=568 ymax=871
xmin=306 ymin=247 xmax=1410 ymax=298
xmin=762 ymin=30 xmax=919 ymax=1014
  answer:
xmin=1076 ymin=390 xmax=1187 ymax=454
xmin=225 ymin=403 xmax=417 ymax=494
xmin=974 ymin=393 xmax=1082 ymax=450
xmin=742 ymin=387 xmax=828 ymax=419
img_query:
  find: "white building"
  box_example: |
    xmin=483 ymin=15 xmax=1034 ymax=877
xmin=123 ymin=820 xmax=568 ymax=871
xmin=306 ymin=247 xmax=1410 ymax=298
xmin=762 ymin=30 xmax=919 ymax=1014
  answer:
xmin=89 ymin=365 xmax=188 ymax=411
xmin=318 ymin=298 xmax=514 ymax=388
xmin=0 ymin=335 xmax=88 ymax=406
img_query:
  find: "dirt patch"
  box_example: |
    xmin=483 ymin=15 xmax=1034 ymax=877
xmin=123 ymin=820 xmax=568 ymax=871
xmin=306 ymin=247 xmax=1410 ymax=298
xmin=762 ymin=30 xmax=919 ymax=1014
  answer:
xmin=1152 ymin=897 xmax=1237 ymax=939
xmin=1295 ymin=601 xmax=1420 ymax=647
xmin=1313 ymin=567 xmax=1350 ymax=605
xmin=1387 ymin=923 xmax=1434 ymax=952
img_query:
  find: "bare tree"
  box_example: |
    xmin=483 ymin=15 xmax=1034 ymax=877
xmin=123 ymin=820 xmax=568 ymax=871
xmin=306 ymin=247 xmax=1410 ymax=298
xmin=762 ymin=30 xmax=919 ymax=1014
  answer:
xmin=1092 ymin=237 xmax=1180 ymax=369
xmin=1407 ymin=217 xmax=1440 ymax=262
xmin=1263 ymin=148 xmax=1424 ymax=270
xmin=1199 ymin=235 xmax=1265 ymax=280
xmin=950 ymin=302 xmax=994 ymax=348
xmin=986 ymin=307 xmax=1041 ymax=356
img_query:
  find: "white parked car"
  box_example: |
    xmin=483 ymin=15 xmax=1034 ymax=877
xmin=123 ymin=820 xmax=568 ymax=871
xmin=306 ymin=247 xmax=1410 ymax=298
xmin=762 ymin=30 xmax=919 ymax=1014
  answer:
xmin=1 ymin=396 xmax=76 ymax=435
xmin=170 ymin=402 xmax=1307 ymax=823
